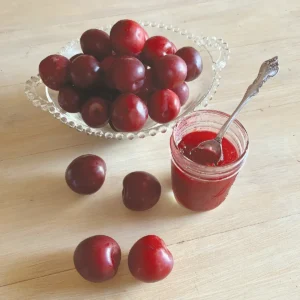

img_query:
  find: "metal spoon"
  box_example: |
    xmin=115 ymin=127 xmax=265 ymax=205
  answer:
xmin=191 ymin=56 xmax=279 ymax=165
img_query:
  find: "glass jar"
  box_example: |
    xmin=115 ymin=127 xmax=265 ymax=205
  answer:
xmin=170 ymin=110 xmax=249 ymax=211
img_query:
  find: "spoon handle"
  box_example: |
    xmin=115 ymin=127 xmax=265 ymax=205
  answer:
xmin=215 ymin=56 xmax=279 ymax=143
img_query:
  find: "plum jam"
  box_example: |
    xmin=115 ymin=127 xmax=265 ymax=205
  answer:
xmin=170 ymin=111 xmax=249 ymax=211
xmin=178 ymin=131 xmax=238 ymax=167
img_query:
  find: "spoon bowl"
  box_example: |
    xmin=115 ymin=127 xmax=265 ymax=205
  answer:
xmin=194 ymin=139 xmax=223 ymax=165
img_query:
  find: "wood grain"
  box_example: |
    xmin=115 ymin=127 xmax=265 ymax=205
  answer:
xmin=1 ymin=0 xmax=300 ymax=299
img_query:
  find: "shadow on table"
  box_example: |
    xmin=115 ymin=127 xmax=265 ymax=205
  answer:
xmin=82 ymin=173 xmax=199 ymax=230
xmin=4 ymin=249 xmax=140 ymax=297
xmin=3 ymin=166 xmax=199 ymax=246
xmin=2 ymin=175 xmax=200 ymax=297
xmin=73 ymin=170 xmax=202 ymax=233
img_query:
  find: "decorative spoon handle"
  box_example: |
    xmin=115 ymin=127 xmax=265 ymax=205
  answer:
xmin=215 ymin=56 xmax=279 ymax=143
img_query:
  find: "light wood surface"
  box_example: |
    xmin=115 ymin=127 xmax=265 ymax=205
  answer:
xmin=1 ymin=0 xmax=300 ymax=299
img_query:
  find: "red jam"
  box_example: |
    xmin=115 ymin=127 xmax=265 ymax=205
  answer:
xmin=171 ymin=131 xmax=239 ymax=211
xmin=178 ymin=131 xmax=238 ymax=166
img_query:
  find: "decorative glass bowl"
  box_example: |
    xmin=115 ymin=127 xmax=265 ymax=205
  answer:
xmin=24 ymin=21 xmax=229 ymax=140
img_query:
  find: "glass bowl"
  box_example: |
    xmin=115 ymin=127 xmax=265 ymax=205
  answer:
xmin=24 ymin=21 xmax=229 ymax=140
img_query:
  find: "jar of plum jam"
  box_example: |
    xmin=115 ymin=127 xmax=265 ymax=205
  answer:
xmin=170 ymin=110 xmax=249 ymax=211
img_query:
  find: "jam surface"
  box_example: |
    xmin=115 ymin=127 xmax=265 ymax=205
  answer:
xmin=171 ymin=130 xmax=240 ymax=211
xmin=178 ymin=131 xmax=238 ymax=166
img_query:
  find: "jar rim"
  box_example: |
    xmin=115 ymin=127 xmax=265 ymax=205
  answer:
xmin=171 ymin=110 xmax=249 ymax=179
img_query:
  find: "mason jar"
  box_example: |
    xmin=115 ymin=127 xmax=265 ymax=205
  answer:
xmin=170 ymin=110 xmax=249 ymax=211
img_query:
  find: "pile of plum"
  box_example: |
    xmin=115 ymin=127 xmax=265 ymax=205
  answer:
xmin=39 ymin=19 xmax=203 ymax=132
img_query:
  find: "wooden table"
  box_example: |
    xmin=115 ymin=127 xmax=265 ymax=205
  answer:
xmin=1 ymin=0 xmax=300 ymax=299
